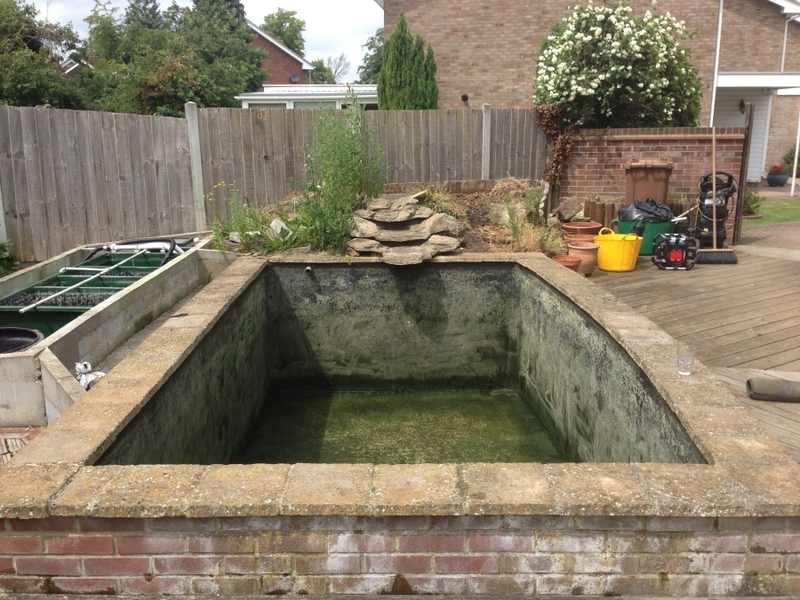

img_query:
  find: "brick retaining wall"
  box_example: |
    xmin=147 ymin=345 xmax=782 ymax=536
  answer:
xmin=2 ymin=516 xmax=800 ymax=596
xmin=560 ymin=127 xmax=745 ymax=203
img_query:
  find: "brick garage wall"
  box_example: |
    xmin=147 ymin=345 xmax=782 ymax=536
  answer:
xmin=767 ymin=95 xmax=800 ymax=171
xmin=2 ymin=516 xmax=800 ymax=596
xmin=251 ymin=36 xmax=309 ymax=86
xmin=560 ymin=127 xmax=745 ymax=205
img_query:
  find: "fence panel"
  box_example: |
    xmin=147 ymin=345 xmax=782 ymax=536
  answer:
xmin=197 ymin=107 xmax=545 ymax=208
xmin=0 ymin=107 xmax=195 ymax=262
xmin=0 ymin=106 xmax=545 ymax=262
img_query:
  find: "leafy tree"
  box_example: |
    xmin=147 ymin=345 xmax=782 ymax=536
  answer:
xmin=533 ymin=2 xmax=702 ymax=128
xmin=377 ymin=13 xmax=437 ymax=109
xmin=326 ymin=53 xmax=350 ymax=83
xmin=81 ymin=0 xmax=265 ymax=115
xmin=123 ymin=0 xmax=161 ymax=28
xmin=261 ymin=7 xmax=305 ymax=56
xmin=356 ymin=27 xmax=383 ymax=84
xmin=0 ymin=0 xmax=84 ymax=107
xmin=309 ymin=58 xmax=335 ymax=84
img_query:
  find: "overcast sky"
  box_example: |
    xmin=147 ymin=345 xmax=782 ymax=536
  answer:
xmin=31 ymin=0 xmax=385 ymax=83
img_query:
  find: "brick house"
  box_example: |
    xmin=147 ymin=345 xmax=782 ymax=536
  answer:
xmin=374 ymin=0 xmax=800 ymax=180
xmin=248 ymin=21 xmax=313 ymax=87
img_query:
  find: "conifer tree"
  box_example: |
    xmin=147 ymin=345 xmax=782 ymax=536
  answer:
xmin=377 ymin=13 xmax=437 ymax=110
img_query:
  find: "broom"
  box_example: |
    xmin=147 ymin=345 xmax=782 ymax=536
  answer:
xmin=695 ymin=126 xmax=737 ymax=264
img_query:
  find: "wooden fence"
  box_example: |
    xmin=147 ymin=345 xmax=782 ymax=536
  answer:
xmin=0 ymin=106 xmax=197 ymax=263
xmin=196 ymin=106 xmax=547 ymax=220
xmin=0 ymin=105 xmax=546 ymax=262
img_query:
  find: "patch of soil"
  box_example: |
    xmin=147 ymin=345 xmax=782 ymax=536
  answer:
xmin=448 ymin=178 xmax=544 ymax=253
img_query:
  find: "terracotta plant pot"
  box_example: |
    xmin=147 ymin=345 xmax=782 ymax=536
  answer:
xmin=562 ymin=221 xmax=603 ymax=236
xmin=564 ymin=233 xmax=596 ymax=244
xmin=567 ymin=241 xmax=600 ymax=277
xmin=552 ymin=254 xmax=582 ymax=272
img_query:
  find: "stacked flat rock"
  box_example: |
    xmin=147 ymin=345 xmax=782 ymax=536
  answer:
xmin=347 ymin=192 xmax=463 ymax=265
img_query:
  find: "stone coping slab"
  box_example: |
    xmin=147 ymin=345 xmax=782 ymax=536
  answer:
xmin=1 ymin=254 xmax=798 ymax=520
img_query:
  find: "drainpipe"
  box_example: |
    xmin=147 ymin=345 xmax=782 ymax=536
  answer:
xmin=709 ymin=0 xmax=724 ymax=127
xmin=784 ymin=16 xmax=800 ymax=72
xmin=792 ymin=110 xmax=799 ymax=197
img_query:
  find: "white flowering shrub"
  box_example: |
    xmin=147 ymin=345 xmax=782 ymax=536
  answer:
xmin=533 ymin=1 xmax=702 ymax=129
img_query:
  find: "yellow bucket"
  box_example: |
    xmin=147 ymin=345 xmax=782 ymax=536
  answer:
xmin=594 ymin=227 xmax=642 ymax=272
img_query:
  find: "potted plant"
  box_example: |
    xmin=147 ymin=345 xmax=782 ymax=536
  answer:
xmin=766 ymin=164 xmax=789 ymax=187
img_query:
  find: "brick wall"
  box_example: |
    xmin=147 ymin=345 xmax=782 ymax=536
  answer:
xmin=383 ymin=0 xmax=800 ymax=164
xmin=2 ymin=516 xmax=800 ymax=595
xmin=250 ymin=36 xmax=309 ymax=86
xmin=767 ymin=96 xmax=800 ymax=171
xmin=384 ymin=0 xmax=800 ymax=116
xmin=560 ymin=127 xmax=745 ymax=204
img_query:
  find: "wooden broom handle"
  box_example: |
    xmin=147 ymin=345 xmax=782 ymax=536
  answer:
xmin=711 ymin=128 xmax=717 ymax=249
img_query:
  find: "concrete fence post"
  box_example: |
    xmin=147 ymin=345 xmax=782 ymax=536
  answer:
xmin=185 ymin=102 xmax=207 ymax=231
xmin=481 ymin=104 xmax=492 ymax=181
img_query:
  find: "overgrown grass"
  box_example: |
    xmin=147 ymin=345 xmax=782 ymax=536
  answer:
xmin=742 ymin=198 xmax=800 ymax=225
xmin=422 ymin=184 xmax=465 ymax=220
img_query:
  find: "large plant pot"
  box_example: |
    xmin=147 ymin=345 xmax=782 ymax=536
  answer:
xmin=567 ymin=241 xmax=600 ymax=277
xmin=562 ymin=221 xmax=603 ymax=236
xmin=767 ymin=173 xmax=789 ymax=187
xmin=552 ymin=254 xmax=582 ymax=272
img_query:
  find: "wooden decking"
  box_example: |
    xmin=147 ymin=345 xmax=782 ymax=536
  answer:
xmin=592 ymin=249 xmax=800 ymax=370
xmin=593 ymin=233 xmax=800 ymax=463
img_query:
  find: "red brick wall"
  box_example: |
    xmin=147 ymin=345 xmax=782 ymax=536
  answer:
xmin=250 ymin=36 xmax=309 ymax=86
xmin=2 ymin=516 xmax=800 ymax=595
xmin=560 ymin=127 xmax=745 ymax=203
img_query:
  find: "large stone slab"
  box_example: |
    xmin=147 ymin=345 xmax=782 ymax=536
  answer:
xmin=354 ymin=194 xmax=434 ymax=223
xmin=347 ymin=235 xmax=460 ymax=265
xmin=351 ymin=214 xmax=463 ymax=242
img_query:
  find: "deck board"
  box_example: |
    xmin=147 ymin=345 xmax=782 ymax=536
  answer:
xmin=594 ymin=247 xmax=800 ymax=462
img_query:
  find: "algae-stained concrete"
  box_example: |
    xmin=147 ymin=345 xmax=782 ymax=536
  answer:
xmin=97 ymin=256 xmax=702 ymax=466
xmin=515 ymin=266 xmax=706 ymax=464
xmin=264 ymin=262 xmax=519 ymax=389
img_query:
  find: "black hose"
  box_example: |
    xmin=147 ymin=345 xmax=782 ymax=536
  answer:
xmin=78 ymin=237 xmax=179 ymax=267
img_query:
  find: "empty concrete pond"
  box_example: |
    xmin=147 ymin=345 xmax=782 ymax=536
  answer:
xmin=96 ymin=259 xmax=703 ymax=466
xmin=3 ymin=254 xmax=799 ymax=597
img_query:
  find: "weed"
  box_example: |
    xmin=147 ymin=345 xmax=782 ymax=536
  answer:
xmin=0 ymin=239 xmax=18 ymax=277
xmin=506 ymin=201 xmax=521 ymax=242
xmin=422 ymin=184 xmax=465 ymax=219
xmin=210 ymin=183 xmax=291 ymax=254
xmin=300 ymin=88 xmax=386 ymax=253
xmin=742 ymin=184 xmax=762 ymax=216
xmin=524 ymin=180 xmax=545 ymax=211
xmin=210 ymin=88 xmax=387 ymax=256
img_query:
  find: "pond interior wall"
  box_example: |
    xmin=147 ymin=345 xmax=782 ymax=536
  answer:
xmin=98 ymin=262 xmax=703 ymax=466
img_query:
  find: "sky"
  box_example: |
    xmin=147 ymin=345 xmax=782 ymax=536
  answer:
xmin=31 ymin=0 xmax=385 ymax=83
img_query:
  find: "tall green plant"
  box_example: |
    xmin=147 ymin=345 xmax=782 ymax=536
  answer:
xmin=377 ymin=13 xmax=437 ymax=109
xmin=298 ymin=89 xmax=386 ymax=252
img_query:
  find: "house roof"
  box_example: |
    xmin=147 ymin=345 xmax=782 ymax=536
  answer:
xmin=247 ymin=20 xmax=314 ymax=71
xmin=765 ymin=0 xmax=800 ymax=15
xmin=718 ymin=72 xmax=800 ymax=87
xmin=236 ymin=84 xmax=378 ymax=104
